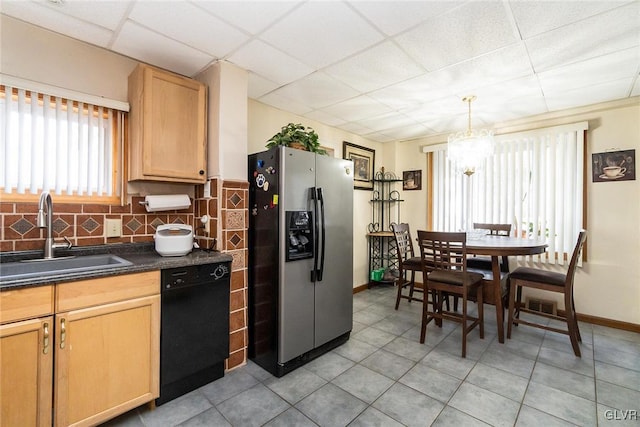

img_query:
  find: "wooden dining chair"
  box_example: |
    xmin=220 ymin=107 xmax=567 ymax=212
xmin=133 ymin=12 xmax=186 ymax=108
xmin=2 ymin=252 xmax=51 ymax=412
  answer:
xmin=417 ymin=230 xmax=484 ymax=358
xmin=507 ymin=230 xmax=588 ymax=357
xmin=390 ymin=223 xmax=424 ymax=310
xmin=466 ymin=223 xmax=512 ymax=273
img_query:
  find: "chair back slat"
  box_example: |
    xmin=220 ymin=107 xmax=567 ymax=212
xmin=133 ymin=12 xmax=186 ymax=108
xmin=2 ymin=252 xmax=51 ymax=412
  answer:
xmin=391 ymin=223 xmax=414 ymax=263
xmin=417 ymin=231 xmax=467 ymax=271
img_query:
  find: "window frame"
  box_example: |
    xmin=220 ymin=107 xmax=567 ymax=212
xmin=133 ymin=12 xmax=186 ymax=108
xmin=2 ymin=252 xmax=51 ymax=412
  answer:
xmin=0 ymin=85 xmax=125 ymax=205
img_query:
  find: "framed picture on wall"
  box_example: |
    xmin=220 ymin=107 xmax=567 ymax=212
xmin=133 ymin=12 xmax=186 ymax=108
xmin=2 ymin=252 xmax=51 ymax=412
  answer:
xmin=321 ymin=146 xmax=335 ymax=158
xmin=343 ymin=141 xmax=375 ymax=190
xmin=592 ymin=149 xmax=635 ymax=182
xmin=403 ymin=170 xmax=422 ymax=190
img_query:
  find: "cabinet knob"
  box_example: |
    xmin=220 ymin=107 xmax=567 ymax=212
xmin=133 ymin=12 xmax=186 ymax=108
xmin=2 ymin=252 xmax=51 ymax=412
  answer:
xmin=199 ymin=170 xmax=205 ymax=175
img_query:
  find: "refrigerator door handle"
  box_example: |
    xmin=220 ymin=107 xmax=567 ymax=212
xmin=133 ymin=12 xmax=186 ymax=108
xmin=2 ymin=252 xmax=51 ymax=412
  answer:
xmin=310 ymin=187 xmax=320 ymax=282
xmin=317 ymin=188 xmax=325 ymax=282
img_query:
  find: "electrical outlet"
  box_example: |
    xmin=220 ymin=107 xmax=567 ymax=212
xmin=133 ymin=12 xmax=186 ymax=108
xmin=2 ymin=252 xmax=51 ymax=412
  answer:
xmin=204 ymin=217 xmax=210 ymax=235
xmin=105 ymin=218 xmax=122 ymax=238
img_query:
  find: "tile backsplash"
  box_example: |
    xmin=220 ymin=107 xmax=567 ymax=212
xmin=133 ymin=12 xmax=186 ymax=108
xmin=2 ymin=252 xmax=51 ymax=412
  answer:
xmin=0 ymin=196 xmax=195 ymax=252
xmin=0 ymin=177 xmax=249 ymax=371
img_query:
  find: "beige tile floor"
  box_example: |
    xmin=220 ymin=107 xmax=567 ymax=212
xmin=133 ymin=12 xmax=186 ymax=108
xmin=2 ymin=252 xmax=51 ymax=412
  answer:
xmin=104 ymin=285 xmax=640 ymax=426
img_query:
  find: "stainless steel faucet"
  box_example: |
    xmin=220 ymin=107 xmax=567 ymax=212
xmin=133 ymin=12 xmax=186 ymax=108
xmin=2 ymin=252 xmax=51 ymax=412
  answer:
xmin=37 ymin=191 xmax=72 ymax=259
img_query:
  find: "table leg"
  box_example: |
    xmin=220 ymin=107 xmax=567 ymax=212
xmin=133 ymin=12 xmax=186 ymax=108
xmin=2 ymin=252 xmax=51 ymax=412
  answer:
xmin=492 ymin=256 xmax=505 ymax=343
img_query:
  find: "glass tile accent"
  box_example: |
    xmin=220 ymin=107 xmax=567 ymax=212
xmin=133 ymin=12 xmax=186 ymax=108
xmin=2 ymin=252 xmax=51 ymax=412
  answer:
xmin=53 ymin=218 xmax=70 ymax=234
xmin=81 ymin=217 xmax=100 ymax=233
xmin=229 ymin=192 xmax=242 ymax=207
xmin=125 ymin=218 xmax=142 ymax=232
xmin=150 ymin=218 xmax=165 ymax=229
xmin=229 ymin=233 xmax=242 ymax=247
xmin=10 ymin=218 xmax=34 ymax=235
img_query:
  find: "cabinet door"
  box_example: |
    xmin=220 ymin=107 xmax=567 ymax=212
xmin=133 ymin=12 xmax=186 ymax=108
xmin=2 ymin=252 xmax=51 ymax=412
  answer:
xmin=1 ymin=316 xmax=53 ymax=427
xmin=54 ymin=295 xmax=160 ymax=427
xmin=142 ymin=66 xmax=206 ymax=182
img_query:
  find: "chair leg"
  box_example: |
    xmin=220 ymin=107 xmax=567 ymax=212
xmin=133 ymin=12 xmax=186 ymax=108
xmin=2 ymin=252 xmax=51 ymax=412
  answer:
xmin=515 ymin=286 xmax=522 ymax=321
xmin=565 ymin=292 xmax=581 ymax=357
xmin=435 ymin=290 xmax=443 ymax=327
xmin=395 ymin=278 xmax=403 ymax=310
xmin=408 ymin=270 xmax=416 ymax=302
xmin=507 ymin=280 xmax=517 ymax=339
xmin=420 ymin=287 xmax=429 ymax=344
xmin=461 ymin=294 xmax=467 ymax=358
xmin=478 ymin=284 xmax=484 ymax=339
xmin=571 ymin=294 xmax=582 ymax=342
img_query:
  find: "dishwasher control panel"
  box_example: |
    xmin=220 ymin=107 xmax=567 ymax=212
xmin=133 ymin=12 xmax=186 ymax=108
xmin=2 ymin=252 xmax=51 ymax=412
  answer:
xmin=161 ymin=262 xmax=230 ymax=291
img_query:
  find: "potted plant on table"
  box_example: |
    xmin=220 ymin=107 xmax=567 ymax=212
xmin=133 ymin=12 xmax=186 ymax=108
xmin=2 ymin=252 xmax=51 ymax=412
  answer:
xmin=266 ymin=123 xmax=327 ymax=154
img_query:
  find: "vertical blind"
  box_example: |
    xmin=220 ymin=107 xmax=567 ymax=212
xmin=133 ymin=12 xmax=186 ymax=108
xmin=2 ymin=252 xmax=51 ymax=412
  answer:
xmin=1 ymin=85 xmax=124 ymax=197
xmin=432 ymin=122 xmax=587 ymax=265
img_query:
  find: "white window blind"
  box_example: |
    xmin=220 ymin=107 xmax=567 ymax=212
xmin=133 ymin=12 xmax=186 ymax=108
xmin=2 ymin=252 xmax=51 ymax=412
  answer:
xmin=432 ymin=122 xmax=587 ymax=265
xmin=1 ymin=85 xmax=125 ymax=198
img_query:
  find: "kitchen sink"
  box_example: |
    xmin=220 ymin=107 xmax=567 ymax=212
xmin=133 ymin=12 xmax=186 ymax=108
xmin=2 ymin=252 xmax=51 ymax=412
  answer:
xmin=0 ymin=254 xmax=133 ymax=281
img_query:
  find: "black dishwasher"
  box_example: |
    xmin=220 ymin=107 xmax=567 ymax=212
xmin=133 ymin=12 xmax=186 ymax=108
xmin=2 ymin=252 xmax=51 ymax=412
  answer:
xmin=156 ymin=262 xmax=230 ymax=406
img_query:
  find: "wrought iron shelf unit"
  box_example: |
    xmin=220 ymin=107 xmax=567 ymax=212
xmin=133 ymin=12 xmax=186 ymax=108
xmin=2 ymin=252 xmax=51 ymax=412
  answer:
xmin=367 ymin=175 xmax=403 ymax=287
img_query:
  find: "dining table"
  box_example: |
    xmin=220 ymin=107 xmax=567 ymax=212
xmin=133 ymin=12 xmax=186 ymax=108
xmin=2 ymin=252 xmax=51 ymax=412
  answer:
xmin=466 ymin=235 xmax=547 ymax=343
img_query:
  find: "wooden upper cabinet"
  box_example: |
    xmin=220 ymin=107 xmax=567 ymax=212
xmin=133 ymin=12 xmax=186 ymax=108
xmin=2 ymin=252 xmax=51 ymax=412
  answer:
xmin=128 ymin=64 xmax=207 ymax=183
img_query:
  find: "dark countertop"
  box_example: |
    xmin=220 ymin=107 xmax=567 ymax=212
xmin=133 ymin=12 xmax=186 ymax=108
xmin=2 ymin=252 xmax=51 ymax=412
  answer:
xmin=0 ymin=243 xmax=233 ymax=290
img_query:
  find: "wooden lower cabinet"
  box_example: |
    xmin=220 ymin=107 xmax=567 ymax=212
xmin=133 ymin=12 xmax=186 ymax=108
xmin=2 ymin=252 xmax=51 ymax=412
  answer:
xmin=0 ymin=316 xmax=54 ymax=427
xmin=54 ymin=294 xmax=160 ymax=427
xmin=0 ymin=271 xmax=160 ymax=427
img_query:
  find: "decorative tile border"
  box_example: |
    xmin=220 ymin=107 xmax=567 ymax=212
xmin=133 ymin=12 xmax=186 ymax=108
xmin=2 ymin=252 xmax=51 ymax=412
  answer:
xmin=0 ymin=198 xmax=194 ymax=251
xmin=221 ymin=179 xmax=249 ymax=371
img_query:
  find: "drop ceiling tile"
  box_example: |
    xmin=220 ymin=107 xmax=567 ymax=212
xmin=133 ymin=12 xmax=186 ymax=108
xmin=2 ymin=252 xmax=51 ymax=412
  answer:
xmin=266 ymin=72 xmax=360 ymax=110
xmin=111 ymin=21 xmax=214 ymax=77
xmin=545 ymin=78 xmax=634 ymax=111
xmin=419 ymin=115 xmax=467 ymax=134
xmin=324 ymin=41 xmax=425 ymax=92
xmin=257 ymin=91 xmax=313 ymax=116
xmin=2 ymin=0 xmax=113 ymax=47
xmin=355 ymin=112 xmax=421 ymax=133
xmin=319 ymin=95 xmax=393 ymax=123
xmin=338 ymin=122 xmax=375 ymax=135
xmin=349 ymin=1 xmax=464 ymax=36
xmin=401 ymin=95 xmax=474 ymax=134
xmin=227 ymin=40 xmax=314 ymax=85
xmin=381 ymin=123 xmax=433 ymax=141
xmin=259 ymin=1 xmax=384 ymax=68
xmin=363 ymin=131 xmax=396 ymax=143
xmin=538 ymin=48 xmax=640 ymax=94
xmin=247 ymin=72 xmax=280 ymax=99
xmin=426 ymin=43 xmax=534 ymax=95
xmin=368 ymin=74 xmax=454 ymax=110
xmin=526 ymin=2 xmax=640 ymax=72
xmin=303 ymin=110 xmax=347 ymax=127
xmin=128 ymin=1 xmax=248 ymax=58
xmin=465 ymin=75 xmax=544 ymax=104
xmin=195 ymin=1 xmax=299 ymax=35
xmin=395 ymin=1 xmax=519 ymax=71
xmin=39 ymin=0 xmax=133 ymax=31
xmin=510 ymin=0 xmax=631 ymax=39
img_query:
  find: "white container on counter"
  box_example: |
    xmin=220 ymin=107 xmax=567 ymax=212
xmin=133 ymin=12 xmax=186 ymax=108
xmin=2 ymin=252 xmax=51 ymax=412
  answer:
xmin=153 ymin=224 xmax=193 ymax=256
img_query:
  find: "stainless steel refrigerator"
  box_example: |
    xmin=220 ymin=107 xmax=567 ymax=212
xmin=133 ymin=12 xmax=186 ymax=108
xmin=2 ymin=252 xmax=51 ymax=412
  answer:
xmin=248 ymin=146 xmax=354 ymax=377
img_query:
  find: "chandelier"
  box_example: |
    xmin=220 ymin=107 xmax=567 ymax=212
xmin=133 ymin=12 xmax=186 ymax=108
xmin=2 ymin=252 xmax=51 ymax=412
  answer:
xmin=447 ymin=96 xmax=495 ymax=176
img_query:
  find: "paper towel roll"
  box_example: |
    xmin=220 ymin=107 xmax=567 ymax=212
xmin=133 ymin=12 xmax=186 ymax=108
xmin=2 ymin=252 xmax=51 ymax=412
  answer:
xmin=143 ymin=194 xmax=191 ymax=212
